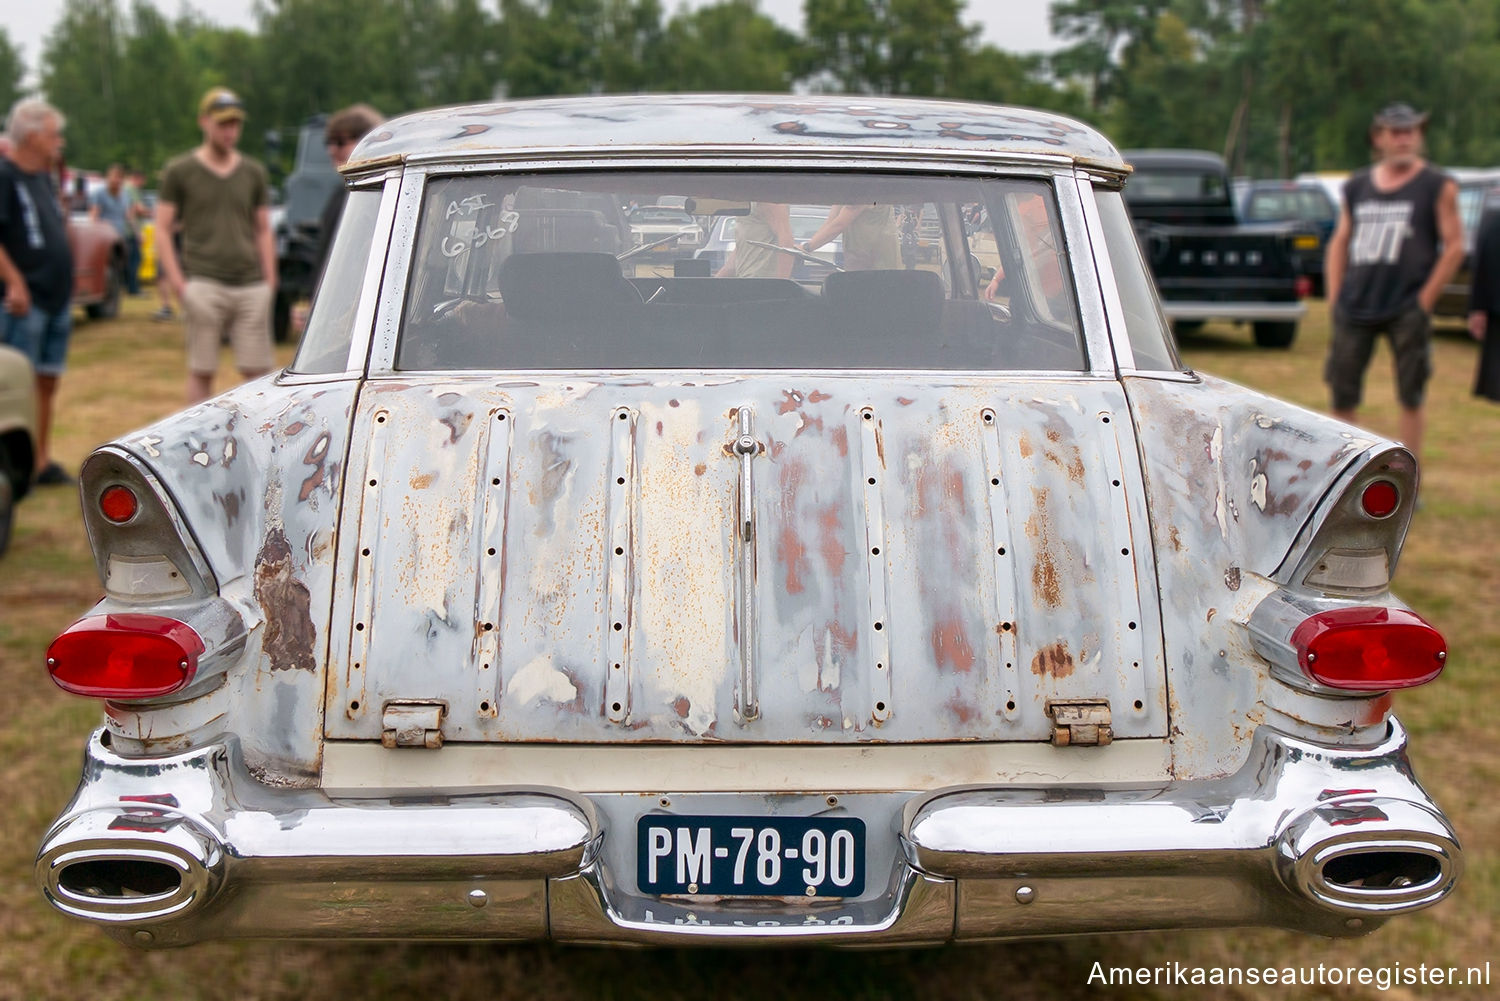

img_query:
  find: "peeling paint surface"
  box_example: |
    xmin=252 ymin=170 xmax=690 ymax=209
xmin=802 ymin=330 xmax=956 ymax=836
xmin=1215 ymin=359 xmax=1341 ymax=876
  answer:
xmin=325 ymin=374 xmax=1167 ymax=744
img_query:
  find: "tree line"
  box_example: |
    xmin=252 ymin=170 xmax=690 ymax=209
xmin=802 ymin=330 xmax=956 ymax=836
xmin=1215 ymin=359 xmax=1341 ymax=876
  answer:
xmin=5 ymin=0 xmax=1499 ymax=183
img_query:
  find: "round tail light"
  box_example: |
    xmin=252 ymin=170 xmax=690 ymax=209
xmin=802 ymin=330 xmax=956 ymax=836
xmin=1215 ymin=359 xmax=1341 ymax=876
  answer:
xmin=1361 ymin=480 xmax=1400 ymax=519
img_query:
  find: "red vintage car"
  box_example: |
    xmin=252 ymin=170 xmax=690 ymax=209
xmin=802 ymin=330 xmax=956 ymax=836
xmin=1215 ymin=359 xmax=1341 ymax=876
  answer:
xmin=67 ymin=211 xmax=126 ymax=319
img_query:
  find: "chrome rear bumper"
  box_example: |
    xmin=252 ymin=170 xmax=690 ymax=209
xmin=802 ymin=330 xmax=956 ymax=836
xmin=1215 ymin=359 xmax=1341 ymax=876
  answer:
xmin=36 ymin=720 xmax=1459 ymax=946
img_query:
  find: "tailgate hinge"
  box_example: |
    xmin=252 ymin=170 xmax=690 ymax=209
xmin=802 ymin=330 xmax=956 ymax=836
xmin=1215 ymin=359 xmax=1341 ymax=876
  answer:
xmin=1046 ymin=698 xmax=1113 ymax=747
xmin=381 ymin=701 xmax=448 ymax=749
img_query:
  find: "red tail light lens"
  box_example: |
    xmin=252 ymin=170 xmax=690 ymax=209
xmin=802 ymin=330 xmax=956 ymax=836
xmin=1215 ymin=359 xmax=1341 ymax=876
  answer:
xmin=1291 ymin=607 xmax=1446 ymax=690
xmin=46 ymin=614 xmax=205 ymax=699
xmin=98 ymin=485 xmax=139 ymax=523
xmin=1295 ymin=275 xmax=1313 ymax=299
xmin=1360 ymin=480 xmax=1400 ymax=518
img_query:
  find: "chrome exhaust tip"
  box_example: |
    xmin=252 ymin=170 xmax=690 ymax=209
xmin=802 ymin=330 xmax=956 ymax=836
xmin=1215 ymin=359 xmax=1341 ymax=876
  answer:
xmin=36 ymin=808 xmax=223 ymax=923
xmin=1279 ymin=797 xmax=1461 ymax=914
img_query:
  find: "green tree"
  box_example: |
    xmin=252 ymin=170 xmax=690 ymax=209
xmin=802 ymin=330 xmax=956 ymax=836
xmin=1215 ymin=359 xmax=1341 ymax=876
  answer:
xmin=803 ymin=0 xmax=980 ymax=96
xmin=658 ymin=0 xmax=803 ymax=92
xmin=40 ymin=0 xmax=127 ymax=168
xmin=0 ymin=30 xmax=25 ymax=119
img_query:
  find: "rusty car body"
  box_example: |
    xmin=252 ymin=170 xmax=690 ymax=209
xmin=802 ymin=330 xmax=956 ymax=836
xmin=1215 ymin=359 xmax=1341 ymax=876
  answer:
xmin=68 ymin=212 xmax=127 ymax=320
xmin=36 ymin=95 xmax=1460 ymax=947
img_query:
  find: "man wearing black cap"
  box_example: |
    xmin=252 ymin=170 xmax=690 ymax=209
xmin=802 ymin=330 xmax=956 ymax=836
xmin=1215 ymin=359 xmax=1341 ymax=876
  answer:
xmin=155 ymin=87 xmax=276 ymax=403
xmin=1324 ymin=102 xmax=1463 ymax=461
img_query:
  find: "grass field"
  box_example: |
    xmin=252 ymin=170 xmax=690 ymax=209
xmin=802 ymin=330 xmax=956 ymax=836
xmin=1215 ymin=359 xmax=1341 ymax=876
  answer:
xmin=0 ymin=295 xmax=1495 ymax=1000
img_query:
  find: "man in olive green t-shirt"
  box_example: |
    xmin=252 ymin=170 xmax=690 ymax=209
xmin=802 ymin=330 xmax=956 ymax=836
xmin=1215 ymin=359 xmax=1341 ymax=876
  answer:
xmin=156 ymin=87 xmax=277 ymax=403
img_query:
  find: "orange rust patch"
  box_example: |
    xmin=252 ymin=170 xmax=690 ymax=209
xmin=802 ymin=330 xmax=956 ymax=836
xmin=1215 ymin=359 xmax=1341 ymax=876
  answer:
xmin=778 ymin=523 xmax=808 ymax=594
xmin=1046 ymin=428 xmax=1062 ymax=443
xmin=1067 ymin=447 xmax=1085 ymax=484
xmin=945 ymin=695 xmax=979 ymax=724
xmin=693 ymin=463 xmax=706 ymax=477
xmin=1169 ymin=525 xmax=1182 ymax=551
xmin=410 ymin=472 xmax=435 ymax=490
xmin=1027 ymin=487 xmax=1062 ymax=608
xmin=1031 ymin=641 xmax=1073 ymax=679
xmin=284 ymin=421 xmax=306 ymax=435
xmin=896 ymin=397 xmax=915 ymax=406
xmin=656 ymin=421 xmax=664 ymax=436
xmin=777 ymin=390 xmax=802 ymax=415
xmin=831 ymin=425 xmax=849 ymax=458
xmin=794 ymin=414 xmax=825 ymax=438
xmin=673 ymin=697 xmax=691 ymax=718
xmin=808 ymin=390 xmax=832 ymax=403
xmin=1018 ymin=435 xmax=1034 ymax=459
xmin=817 ymin=505 xmax=847 ymax=574
xmin=931 ymin=620 xmax=975 ymax=673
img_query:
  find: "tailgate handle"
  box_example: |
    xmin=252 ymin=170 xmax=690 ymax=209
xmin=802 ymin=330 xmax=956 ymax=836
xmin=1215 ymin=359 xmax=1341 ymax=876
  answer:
xmin=381 ymin=701 xmax=447 ymax=749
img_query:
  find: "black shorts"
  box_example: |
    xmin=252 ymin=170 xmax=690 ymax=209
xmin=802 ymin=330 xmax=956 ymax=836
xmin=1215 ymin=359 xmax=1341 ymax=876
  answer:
xmin=1325 ymin=303 xmax=1433 ymax=410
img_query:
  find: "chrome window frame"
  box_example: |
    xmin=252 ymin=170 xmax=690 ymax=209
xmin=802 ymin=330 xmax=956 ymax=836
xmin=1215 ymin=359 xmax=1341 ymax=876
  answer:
xmin=1076 ymin=174 xmax=1196 ymax=382
xmin=279 ymin=170 xmax=403 ymax=384
xmin=363 ymin=154 xmax=1121 ymax=379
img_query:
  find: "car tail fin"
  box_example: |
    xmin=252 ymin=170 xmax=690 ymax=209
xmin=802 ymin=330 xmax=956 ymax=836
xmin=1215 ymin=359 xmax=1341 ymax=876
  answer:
xmin=1274 ymin=443 xmax=1417 ymax=597
xmin=78 ymin=447 xmax=218 ymax=602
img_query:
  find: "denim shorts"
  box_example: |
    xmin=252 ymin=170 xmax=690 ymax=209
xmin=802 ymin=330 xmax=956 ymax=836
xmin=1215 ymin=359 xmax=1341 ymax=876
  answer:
xmin=2 ymin=306 xmax=74 ymax=377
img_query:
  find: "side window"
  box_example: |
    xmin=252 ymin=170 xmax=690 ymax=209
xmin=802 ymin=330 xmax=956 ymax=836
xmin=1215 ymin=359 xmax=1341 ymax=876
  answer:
xmin=290 ymin=189 xmax=383 ymax=375
xmin=1094 ymin=188 xmax=1182 ymax=372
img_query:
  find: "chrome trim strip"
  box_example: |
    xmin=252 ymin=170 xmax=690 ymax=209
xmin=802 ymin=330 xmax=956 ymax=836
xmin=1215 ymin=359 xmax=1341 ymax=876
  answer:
xmin=733 ymin=405 xmax=760 ymax=722
xmin=404 ymin=147 xmax=1081 ymax=172
xmin=343 ymin=407 xmax=391 ymax=724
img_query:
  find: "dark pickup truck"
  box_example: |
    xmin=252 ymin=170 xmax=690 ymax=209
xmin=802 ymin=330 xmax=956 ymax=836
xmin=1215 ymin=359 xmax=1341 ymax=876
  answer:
xmin=1124 ymin=149 xmax=1306 ymax=348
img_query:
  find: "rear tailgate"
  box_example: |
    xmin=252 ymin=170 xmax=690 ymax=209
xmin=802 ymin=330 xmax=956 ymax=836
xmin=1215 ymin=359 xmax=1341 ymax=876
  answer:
xmin=325 ymin=375 xmax=1167 ymax=744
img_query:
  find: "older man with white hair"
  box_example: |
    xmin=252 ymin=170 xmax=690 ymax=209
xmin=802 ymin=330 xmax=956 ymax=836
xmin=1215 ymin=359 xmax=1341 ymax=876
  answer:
xmin=0 ymin=98 xmax=73 ymax=486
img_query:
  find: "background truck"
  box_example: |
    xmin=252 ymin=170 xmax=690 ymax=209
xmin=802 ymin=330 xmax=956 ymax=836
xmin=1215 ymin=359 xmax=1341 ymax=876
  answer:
xmin=1124 ymin=149 xmax=1307 ymax=348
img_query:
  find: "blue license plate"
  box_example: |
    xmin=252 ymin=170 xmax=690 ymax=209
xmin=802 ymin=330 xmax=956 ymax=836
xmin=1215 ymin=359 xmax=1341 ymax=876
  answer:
xmin=637 ymin=815 xmax=866 ymax=897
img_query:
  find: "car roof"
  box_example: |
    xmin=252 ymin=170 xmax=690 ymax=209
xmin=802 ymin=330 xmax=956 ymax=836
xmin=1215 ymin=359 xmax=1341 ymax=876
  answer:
xmin=347 ymin=94 xmax=1125 ymax=173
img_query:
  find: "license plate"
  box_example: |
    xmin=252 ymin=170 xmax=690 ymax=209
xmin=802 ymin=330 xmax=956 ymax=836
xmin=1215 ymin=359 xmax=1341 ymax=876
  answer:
xmin=637 ymin=815 xmax=866 ymax=897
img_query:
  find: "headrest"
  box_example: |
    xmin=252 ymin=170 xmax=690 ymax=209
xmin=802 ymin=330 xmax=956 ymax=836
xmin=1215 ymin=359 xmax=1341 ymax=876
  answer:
xmin=497 ymin=253 xmax=641 ymax=321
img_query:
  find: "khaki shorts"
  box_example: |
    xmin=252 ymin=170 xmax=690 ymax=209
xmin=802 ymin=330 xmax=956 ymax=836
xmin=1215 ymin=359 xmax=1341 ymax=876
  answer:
xmin=182 ymin=278 xmax=273 ymax=376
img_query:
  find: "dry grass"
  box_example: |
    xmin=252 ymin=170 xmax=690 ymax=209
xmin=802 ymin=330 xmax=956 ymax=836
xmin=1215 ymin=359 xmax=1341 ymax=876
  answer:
xmin=0 ymin=296 xmax=1494 ymax=1000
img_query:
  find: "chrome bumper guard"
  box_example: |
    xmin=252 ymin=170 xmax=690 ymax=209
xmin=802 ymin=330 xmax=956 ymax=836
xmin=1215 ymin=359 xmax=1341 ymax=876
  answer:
xmin=37 ymin=721 xmax=1459 ymax=946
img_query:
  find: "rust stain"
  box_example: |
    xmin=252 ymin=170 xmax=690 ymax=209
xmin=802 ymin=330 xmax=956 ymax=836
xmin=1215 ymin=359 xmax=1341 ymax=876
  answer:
xmin=831 ymin=425 xmax=849 ymax=457
xmin=669 ymin=399 xmax=680 ymax=408
xmin=896 ymin=397 xmax=915 ymax=406
xmin=409 ymin=472 xmax=435 ymax=490
xmin=693 ymin=463 xmax=706 ymax=476
xmin=1207 ymin=608 xmax=1218 ymax=622
xmin=284 ymin=421 xmax=306 ymax=435
xmin=826 ymin=621 xmax=858 ymax=656
xmin=945 ymin=695 xmax=978 ymax=724
xmin=817 ymin=504 xmax=847 ymax=574
xmin=1046 ymin=428 xmax=1062 ymax=443
xmin=656 ymin=420 xmax=664 ymax=436
xmin=253 ymin=528 xmax=317 ymax=673
xmin=1018 ymin=434 xmax=1034 ymax=459
xmin=808 ymin=390 xmax=832 ymax=403
xmin=776 ymin=459 xmax=810 ymax=594
xmin=931 ymin=620 xmax=975 ymax=673
xmin=1066 ymin=446 xmax=1085 ymax=484
xmin=1030 ymin=641 xmax=1074 ymax=679
xmin=297 ymin=432 xmax=331 ymax=502
xmin=794 ymin=414 xmax=825 ymax=438
xmin=673 ymin=696 xmax=691 ymax=719
xmin=1168 ymin=525 xmax=1182 ymax=552
xmin=1027 ymin=487 xmax=1062 ymax=608
xmin=1224 ymin=566 xmax=1242 ymax=591
xmin=777 ymin=390 xmax=803 ymax=415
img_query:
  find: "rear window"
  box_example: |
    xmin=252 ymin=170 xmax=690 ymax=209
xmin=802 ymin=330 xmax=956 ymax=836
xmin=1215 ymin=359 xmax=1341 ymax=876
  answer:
xmin=395 ymin=171 xmax=1085 ymax=371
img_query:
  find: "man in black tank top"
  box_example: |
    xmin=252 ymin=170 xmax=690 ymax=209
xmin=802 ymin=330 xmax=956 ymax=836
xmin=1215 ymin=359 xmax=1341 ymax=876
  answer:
xmin=1324 ymin=103 xmax=1464 ymax=461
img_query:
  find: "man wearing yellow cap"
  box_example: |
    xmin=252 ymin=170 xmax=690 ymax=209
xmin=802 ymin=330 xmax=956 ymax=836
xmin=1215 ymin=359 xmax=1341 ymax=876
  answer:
xmin=155 ymin=87 xmax=276 ymax=403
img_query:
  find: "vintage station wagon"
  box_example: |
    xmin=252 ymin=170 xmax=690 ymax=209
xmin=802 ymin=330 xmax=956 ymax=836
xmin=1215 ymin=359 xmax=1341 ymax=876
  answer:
xmin=37 ymin=95 xmax=1459 ymax=946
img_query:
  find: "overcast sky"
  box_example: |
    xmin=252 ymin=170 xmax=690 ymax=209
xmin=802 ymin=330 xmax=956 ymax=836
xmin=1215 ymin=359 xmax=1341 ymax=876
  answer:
xmin=8 ymin=0 xmax=1063 ymax=84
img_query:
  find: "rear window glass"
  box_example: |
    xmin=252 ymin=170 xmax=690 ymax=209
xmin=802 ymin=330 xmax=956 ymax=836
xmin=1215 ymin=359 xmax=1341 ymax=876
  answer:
xmin=395 ymin=171 xmax=1085 ymax=371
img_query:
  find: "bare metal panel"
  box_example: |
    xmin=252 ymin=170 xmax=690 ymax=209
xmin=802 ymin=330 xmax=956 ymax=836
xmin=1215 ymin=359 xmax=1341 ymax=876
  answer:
xmin=325 ymin=375 xmax=1166 ymax=743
